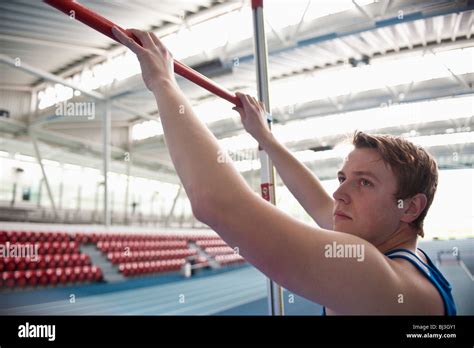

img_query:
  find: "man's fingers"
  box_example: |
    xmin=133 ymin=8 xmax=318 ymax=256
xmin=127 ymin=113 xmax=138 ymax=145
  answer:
xmin=236 ymin=92 xmax=260 ymax=115
xmin=235 ymin=92 xmax=250 ymax=108
xmin=241 ymin=94 xmax=254 ymax=109
xmin=232 ymin=106 xmax=244 ymax=117
xmin=149 ymin=32 xmax=169 ymax=53
xmin=112 ymin=26 xmax=144 ymax=54
xmin=129 ymin=29 xmax=155 ymax=49
xmin=248 ymin=96 xmax=260 ymax=108
xmin=239 ymin=93 xmax=259 ymax=109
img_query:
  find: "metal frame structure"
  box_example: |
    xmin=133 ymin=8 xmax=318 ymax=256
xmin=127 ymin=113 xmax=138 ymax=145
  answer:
xmin=0 ymin=1 xmax=472 ymax=190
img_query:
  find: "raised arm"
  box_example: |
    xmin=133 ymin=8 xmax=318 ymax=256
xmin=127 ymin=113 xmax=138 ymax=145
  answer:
xmin=112 ymin=28 xmax=418 ymax=314
xmin=233 ymin=94 xmax=334 ymax=229
xmin=111 ymin=27 xmax=253 ymax=208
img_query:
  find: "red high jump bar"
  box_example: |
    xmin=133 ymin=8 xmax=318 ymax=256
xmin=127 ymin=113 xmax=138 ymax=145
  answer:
xmin=43 ymin=0 xmax=242 ymax=107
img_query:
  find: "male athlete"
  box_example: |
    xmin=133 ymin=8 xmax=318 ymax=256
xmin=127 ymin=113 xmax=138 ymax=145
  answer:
xmin=112 ymin=27 xmax=456 ymax=315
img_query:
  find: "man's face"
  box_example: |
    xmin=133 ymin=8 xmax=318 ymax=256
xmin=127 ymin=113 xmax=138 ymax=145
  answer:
xmin=332 ymin=147 xmax=403 ymax=245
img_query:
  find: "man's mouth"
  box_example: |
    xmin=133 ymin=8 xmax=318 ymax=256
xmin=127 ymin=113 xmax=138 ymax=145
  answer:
xmin=334 ymin=210 xmax=352 ymax=220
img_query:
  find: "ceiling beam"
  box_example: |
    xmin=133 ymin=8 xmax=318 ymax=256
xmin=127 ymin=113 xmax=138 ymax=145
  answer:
xmin=0 ymin=54 xmax=158 ymax=125
xmin=0 ymin=84 xmax=33 ymax=92
xmin=0 ymin=33 xmax=107 ymax=56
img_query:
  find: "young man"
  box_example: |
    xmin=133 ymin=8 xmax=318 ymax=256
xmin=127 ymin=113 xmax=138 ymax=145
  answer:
xmin=112 ymin=27 xmax=456 ymax=315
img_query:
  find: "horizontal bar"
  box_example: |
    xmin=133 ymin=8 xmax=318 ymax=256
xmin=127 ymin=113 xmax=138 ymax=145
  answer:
xmin=43 ymin=0 xmax=242 ymax=107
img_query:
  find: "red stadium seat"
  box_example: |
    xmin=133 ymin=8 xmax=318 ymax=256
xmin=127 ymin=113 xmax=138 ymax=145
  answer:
xmin=31 ymin=232 xmax=40 ymax=243
xmin=13 ymin=271 xmax=26 ymax=288
xmin=2 ymin=271 xmax=15 ymax=288
xmin=52 ymin=241 xmax=61 ymax=253
xmin=91 ymin=266 xmax=103 ymax=281
xmin=82 ymin=254 xmax=89 ymax=266
xmin=25 ymin=270 xmax=37 ymax=287
xmin=54 ymin=254 xmax=65 ymax=268
xmin=59 ymin=241 xmax=68 ymax=250
xmin=83 ymin=266 xmax=93 ymax=281
xmin=64 ymin=267 xmax=75 ymax=283
xmin=43 ymin=242 xmax=52 ymax=254
xmin=46 ymin=233 xmax=55 ymax=243
xmin=44 ymin=255 xmax=54 ymax=269
xmin=120 ymin=264 xmax=129 ymax=276
xmin=8 ymin=231 xmax=18 ymax=244
xmin=46 ymin=268 xmax=58 ymax=285
xmin=0 ymin=231 xmax=6 ymax=243
xmin=14 ymin=270 xmax=27 ymax=287
xmin=56 ymin=268 xmax=68 ymax=285
xmin=36 ymin=257 xmax=47 ymax=270
xmin=15 ymin=258 xmax=27 ymax=271
xmin=5 ymin=257 xmax=15 ymax=272
xmin=25 ymin=257 xmax=37 ymax=270
xmin=62 ymin=254 xmax=72 ymax=268
xmin=18 ymin=233 xmax=28 ymax=243
xmin=71 ymin=254 xmax=80 ymax=267
xmin=74 ymin=266 xmax=85 ymax=282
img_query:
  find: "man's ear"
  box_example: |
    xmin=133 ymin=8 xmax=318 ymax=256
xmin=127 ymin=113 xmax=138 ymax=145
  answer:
xmin=399 ymin=193 xmax=428 ymax=224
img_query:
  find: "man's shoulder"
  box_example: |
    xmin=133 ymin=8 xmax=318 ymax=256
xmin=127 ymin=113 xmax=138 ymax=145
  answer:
xmin=387 ymin=256 xmax=445 ymax=315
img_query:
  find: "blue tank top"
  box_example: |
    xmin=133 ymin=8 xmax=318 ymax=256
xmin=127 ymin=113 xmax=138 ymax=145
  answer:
xmin=322 ymin=248 xmax=456 ymax=315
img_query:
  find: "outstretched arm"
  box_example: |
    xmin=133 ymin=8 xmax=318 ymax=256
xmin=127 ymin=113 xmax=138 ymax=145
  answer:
xmin=112 ymin=27 xmax=253 ymax=209
xmin=113 ymin=28 xmax=411 ymax=314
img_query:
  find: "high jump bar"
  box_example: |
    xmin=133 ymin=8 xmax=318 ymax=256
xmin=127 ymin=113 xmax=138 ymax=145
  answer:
xmin=43 ymin=0 xmax=242 ymax=107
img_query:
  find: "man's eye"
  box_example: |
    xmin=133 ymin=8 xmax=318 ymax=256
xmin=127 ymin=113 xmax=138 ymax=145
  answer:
xmin=338 ymin=177 xmax=345 ymax=183
xmin=360 ymin=179 xmax=372 ymax=187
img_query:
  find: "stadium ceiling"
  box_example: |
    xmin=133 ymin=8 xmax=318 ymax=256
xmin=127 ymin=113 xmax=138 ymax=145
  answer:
xmin=0 ymin=0 xmax=473 ymax=183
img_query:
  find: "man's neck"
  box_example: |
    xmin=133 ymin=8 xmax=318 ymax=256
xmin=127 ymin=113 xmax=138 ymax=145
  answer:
xmin=374 ymin=225 xmax=419 ymax=255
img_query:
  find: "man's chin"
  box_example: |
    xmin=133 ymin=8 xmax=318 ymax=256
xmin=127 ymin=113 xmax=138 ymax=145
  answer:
xmin=333 ymin=221 xmax=359 ymax=234
xmin=333 ymin=224 xmax=371 ymax=242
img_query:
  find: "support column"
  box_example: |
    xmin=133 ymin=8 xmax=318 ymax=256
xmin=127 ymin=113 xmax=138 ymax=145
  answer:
xmin=252 ymin=0 xmax=284 ymax=316
xmin=124 ymin=126 xmax=132 ymax=225
xmin=31 ymin=134 xmax=58 ymax=220
xmin=165 ymin=185 xmax=182 ymax=228
xmin=103 ymin=99 xmax=111 ymax=226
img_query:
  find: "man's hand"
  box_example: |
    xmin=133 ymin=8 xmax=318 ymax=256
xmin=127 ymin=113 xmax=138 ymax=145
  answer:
xmin=112 ymin=27 xmax=177 ymax=93
xmin=233 ymin=92 xmax=272 ymax=144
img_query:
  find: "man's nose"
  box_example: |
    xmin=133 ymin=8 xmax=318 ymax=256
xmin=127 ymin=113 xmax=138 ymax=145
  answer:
xmin=333 ymin=182 xmax=351 ymax=204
